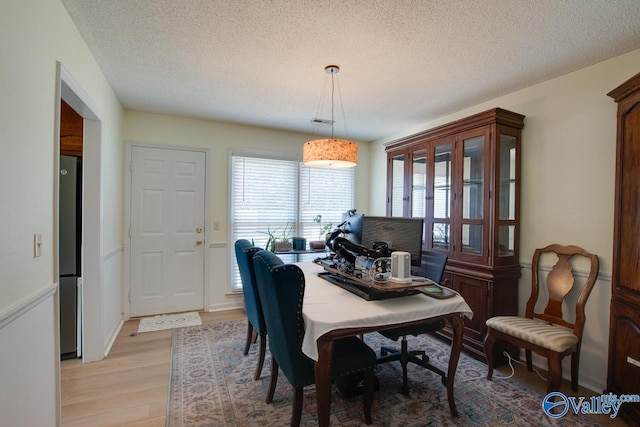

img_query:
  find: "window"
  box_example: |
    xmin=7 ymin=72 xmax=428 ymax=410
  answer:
xmin=230 ymin=151 xmax=354 ymax=290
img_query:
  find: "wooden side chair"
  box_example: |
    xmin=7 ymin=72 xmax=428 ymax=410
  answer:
xmin=234 ymin=239 xmax=267 ymax=380
xmin=484 ymin=243 xmax=599 ymax=393
xmin=253 ymin=249 xmax=375 ymax=426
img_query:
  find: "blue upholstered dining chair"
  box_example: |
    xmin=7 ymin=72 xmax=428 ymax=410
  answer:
xmin=252 ymin=249 xmax=376 ymax=426
xmin=234 ymin=239 xmax=267 ymax=381
xmin=377 ymin=250 xmax=449 ymax=394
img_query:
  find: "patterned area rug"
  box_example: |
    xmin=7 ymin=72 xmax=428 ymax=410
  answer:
xmin=167 ymin=320 xmax=602 ymax=426
xmin=137 ymin=311 xmax=202 ymax=333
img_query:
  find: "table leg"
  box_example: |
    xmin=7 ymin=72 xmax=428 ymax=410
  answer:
xmin=446 ymin=314 xmax=463 ymax=417
xmin=315 ymin=338 xmax=334 ymax=427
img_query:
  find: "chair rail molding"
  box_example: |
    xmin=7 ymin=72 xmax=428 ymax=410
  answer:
xmin=0 ymin=283 xmax=57 ymax=330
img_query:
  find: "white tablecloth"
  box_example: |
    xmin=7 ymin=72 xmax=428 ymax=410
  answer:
xmin=298 ymin=262 xmax=473 ymax=361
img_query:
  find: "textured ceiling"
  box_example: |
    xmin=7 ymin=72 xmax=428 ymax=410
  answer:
xmin=61 ymin=0 xmax=640 ymax=142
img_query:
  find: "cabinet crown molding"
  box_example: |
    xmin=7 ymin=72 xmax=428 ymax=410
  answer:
xmin=385 ymin=107 xmax=525 ymax=152
xmin=607 ymin=72 xmax=640 ymax=102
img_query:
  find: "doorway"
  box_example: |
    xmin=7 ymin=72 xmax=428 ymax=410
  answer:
xmin=58 ymin=63 xmax=104 ymax=363
xmin=58 ymin=100 xmax=83 ymax=359
xmin=127 ymin=145 xmax=207 ymax=317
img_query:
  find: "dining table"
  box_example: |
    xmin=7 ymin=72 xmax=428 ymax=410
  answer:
xmin=297 ymin=262 xmax=473 ymax=426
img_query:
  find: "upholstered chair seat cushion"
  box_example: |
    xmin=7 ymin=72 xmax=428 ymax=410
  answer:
xmin=486 ymin=316 xmax=578 ymax=353
xmin=332 ymin=338 xmax=377 ymax=375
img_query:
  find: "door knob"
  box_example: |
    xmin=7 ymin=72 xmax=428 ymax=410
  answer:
xmin=195 ymin=239 xmax=203 ymax=245
xmin=196 ymin=227 xmax=203 ymax=233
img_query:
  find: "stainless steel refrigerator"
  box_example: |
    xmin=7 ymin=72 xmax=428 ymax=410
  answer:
xmin=59 ymin=155 xmax=82 ymax=359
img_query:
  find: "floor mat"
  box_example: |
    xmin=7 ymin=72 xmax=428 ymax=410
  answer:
xmin=137 ymin=311 xmax=202 ymax=333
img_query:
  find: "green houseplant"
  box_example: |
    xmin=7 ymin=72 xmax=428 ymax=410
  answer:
xmin=310 ymin=215 xmax=332 ymax=250
xmin=259 ymin=223 xmax=293 ymax=252
xmin=274 ymin=223 xmax=293 ymax=252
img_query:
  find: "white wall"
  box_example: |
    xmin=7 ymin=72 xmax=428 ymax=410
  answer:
xmin=0 ymin=291 xmax=58 ymax=427
xmin=122 ymin=111 xmax=371 ymax=311
xmin=0 ymin=0 xmax=124 ymax=423
xmin=369 ymin=48 xmax=640 ymax=392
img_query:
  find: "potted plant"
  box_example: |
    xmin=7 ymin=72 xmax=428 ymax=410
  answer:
xmin=258 ymin=225 xmax=278 ymax=252
xmin=310 ymin=215 xmax=332 ymax=250
xmin=258 ymin=224 xmax=291 ymax=252
xmin=274 ymin=223 xmax=293 ymax=252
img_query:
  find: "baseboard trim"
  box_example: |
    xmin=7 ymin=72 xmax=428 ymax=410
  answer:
xmin=206 ymin=300 xmax=244 ymax=312
xmin=103 ymin=315 xmax=124 ymax=358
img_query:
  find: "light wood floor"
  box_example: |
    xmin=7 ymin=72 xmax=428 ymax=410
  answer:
xmin=61 ymin=310 xmax=630 ymax=426
xmin=60 ymin=310 xmax=245 ymax=426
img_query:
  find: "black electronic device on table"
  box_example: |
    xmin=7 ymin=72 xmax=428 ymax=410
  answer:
xmin=317 ymin=271 xmax=419 ymax=301
xmin=327 ymin=214 xmax=425 ymax=280
xmin=359 ymin=216 xmax=424 ymax=267
xmin=316 ymin=261 xmax=457 ymax=301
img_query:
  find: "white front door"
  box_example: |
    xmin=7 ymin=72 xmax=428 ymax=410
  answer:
xmin=129 ymin=146 xmax=206 ymax=317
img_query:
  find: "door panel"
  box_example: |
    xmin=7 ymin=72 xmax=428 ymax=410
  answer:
xmin=130 ymin=146 xmax=206 ymax=316
xmin=388 ymin=153 xmax=406 ymax=216
xmin=456 ymin=127 xmax=490 ymax=263
xmin=428 ymin=138 xmax=454 ymax=253
xmin=618 ymin=104 xmax=640 ymax=293
xmin=451 ymin=274 xmax=487 ymax=342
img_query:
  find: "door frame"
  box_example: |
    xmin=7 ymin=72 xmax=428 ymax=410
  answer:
xmin=123 ymin=142 xmax=211 ymax=320
xmin=56 ymin=63 xmax=105 ymax=364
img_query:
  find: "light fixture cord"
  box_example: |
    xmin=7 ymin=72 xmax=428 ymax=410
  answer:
xmin=330 ymin=71 xmax=335 ymax=139
xmin=335 ymin=76 xmax=349 ymax=140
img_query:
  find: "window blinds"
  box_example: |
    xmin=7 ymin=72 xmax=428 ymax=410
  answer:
xmin=230 ymin=152 xmax=354 ymax=290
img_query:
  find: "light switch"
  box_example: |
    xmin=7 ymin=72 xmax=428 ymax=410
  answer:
xmin=34 ymin=233 xmax=42 ymax=258
xmin=213 ymin=221 xmax=220 ymax=230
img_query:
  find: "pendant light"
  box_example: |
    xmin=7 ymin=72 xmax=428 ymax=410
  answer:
xmin=303 ymin=65 xmax=358 ymax=168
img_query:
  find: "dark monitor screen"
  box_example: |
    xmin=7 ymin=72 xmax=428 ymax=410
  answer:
xmin=360 ymin=216 xmax=424 ymax=266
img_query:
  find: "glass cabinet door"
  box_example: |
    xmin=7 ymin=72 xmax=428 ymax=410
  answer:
xmin=497 ymin=132 xmax=518 ymax=257
xmin=388 ymin=147 xmax=427 ymax=219
xmin=460 ymin=132 xmax=486 ymax=256
xmin=411 ymin=149 xmax=427 ymax=218
xmin=432 ymin=142 xmax=452 ymax=250
xmin=411 ymin=149 xmax=427 ymax=245
xmin=389 ymin=153 xmax=405 ymax=217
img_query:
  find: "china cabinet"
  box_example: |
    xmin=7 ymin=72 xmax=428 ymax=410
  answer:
xmin=386 ymin=108 xmax=525 ymax=362
xmin=606 ymin=72 xmax=640 ymax=426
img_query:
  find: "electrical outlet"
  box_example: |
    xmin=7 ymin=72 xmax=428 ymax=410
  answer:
xmin=34 ymin=233 xmax=42 ymax=258
xmin=213 ymin=221 xmax=220 ymax=230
